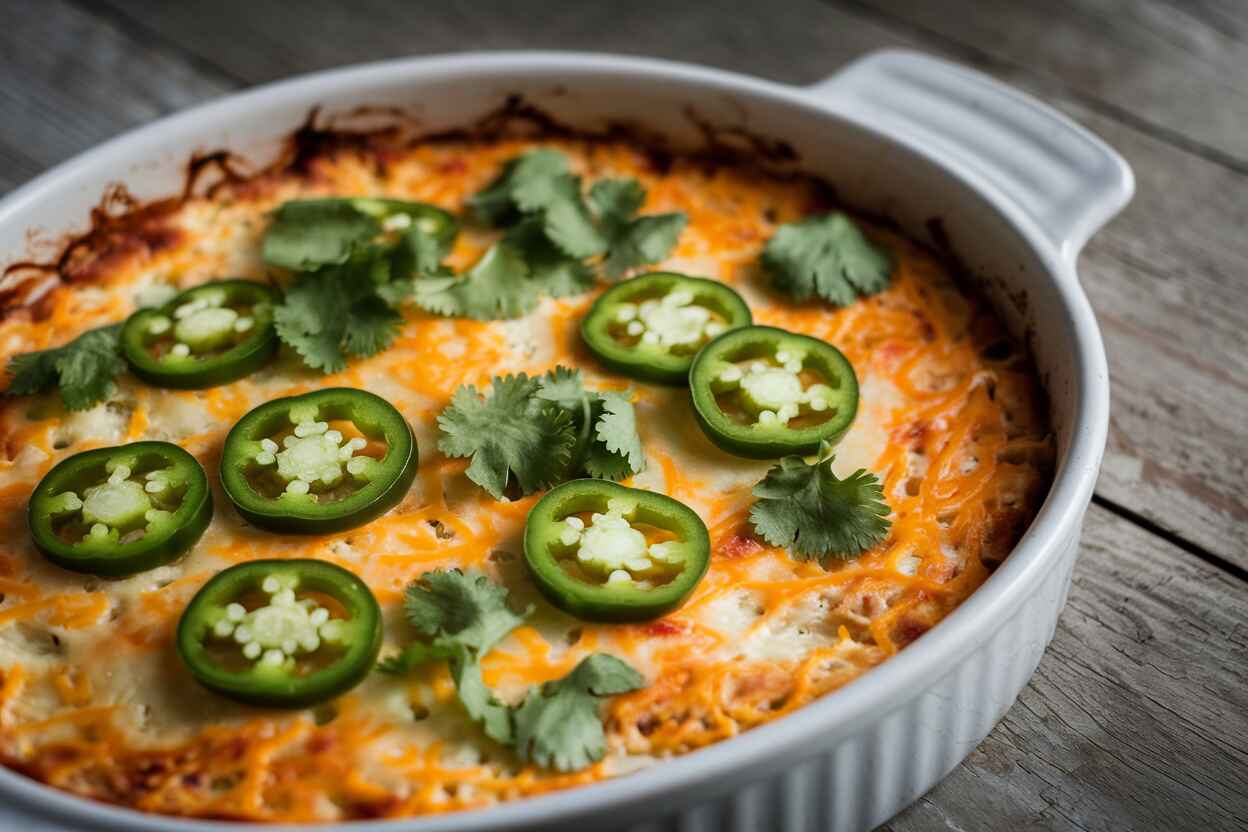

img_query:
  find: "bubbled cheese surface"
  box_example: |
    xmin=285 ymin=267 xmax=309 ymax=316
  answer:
xmin=0 ymin=135 xmax=1053 ymax=821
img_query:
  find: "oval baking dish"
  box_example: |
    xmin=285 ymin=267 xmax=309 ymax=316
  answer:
xmin=0 ymin=50 xmax=1130 ymax=832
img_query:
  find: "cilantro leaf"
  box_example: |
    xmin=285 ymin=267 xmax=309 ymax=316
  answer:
xmin=390 ymin=224 xmax=454 ymax=279
xmin=263 ymin=198 xmax=457 ymax=273
xmin=587 ymin=178 xmax=686 ymax=279
xmin=450 ymin=653 xmax=515 ymax=745
xmin=470 ymin=154 xmax=685 ymax=283
xmin=588 ymin=178 xmax=646 ymax=237
xmin=403 ymin=569 xmax=532 ymax=656
xmin=412 ymin=241 xmax=539 ymax=320
xmin=437 ymin=374 xmax=577 ymax=498
xmin=266 ymin=199 xmax=459 ymax=372
xmin=469 ymin=149 xmax=571 ymax=226
xmin=534 ymin=368 xmax=645 ymax=481
xmin=476 ymin=155 xmax=607 ymax=259
xmin=512 ymin=653 xmax=645 ymax=772
xmin=602 ymin=212 xmax=688 ymax=279
xmin=382 ymin=570 xmax=532 ymax=744
xmin=584 ymin=391 xmax=644 ymax=481
xmin=504 ymin=219 xmax=596 ymax=298
xmin=262 ymin=200 xmax=382 ymax=271
xmin=5 ymin=324 xmax=125 ymax=411
xmin=761 ymin=212 xmax=893 ymax=306
xmin=534 ymin=365 xmax=596 ymax=415
xmin=535 ymin=175 xmax=609 ymax=259
xmin=273 ymin=264 xmax=403 ymax=374
xmin=341 ymin=294 xmax=403 ymax=359
xmin=379 ymin=572 xmax=644 ymax=768
xmin=438 ymin=367 xmax=644 ymax=500
xmin=748 ymin=445 xmax=892 ymax=562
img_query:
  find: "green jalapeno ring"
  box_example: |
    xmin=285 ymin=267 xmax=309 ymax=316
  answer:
xmin=28 ymin=441 xmax=212 ymax=577
xmin=120 ymin=279 xmax=281 ymax=389
xmin=524 ymin=479 xmax=711 ymax=622
xmin=220 ymin=388 xmax=417 ymax=535
xmin=581 ymin=272 xmax=753 ymax=385
xmin=689 ymin=325 xmax=859 ymax=459
xmin=176 ymin=559 xmax=382 ymax=708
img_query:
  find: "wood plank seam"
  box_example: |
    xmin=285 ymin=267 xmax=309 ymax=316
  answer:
xmin=826 ymin=0 xmax=1248 ymax=177
xmin=65 ymin=0 xmax=250 ymax=89
xmin=1092 ymin=495 xmax=1248 ymax=584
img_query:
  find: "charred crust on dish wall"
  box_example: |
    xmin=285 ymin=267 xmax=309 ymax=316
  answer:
xmin=0 ymin=94 xmax=1037 ymax=390
xmin=0 ymin=93 xmax=829 ymax=316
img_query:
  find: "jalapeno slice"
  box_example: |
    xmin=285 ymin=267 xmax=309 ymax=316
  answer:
xmin=176 ymin=559 xmax=382 ymax=708
xmin=28 ymin=441 xmax=212 ymax=577
xmin=220 ymin=388 xmax=417 ymax=534
xmin=120 ymin=280 xmax=281 ymax=389
xmin=581 ymin=272 xmax=752 ymax=384
xmin=689 ymin=325 xmax=858 ymax=459
xmin=524 ymin=480 xmax=710 ymax=622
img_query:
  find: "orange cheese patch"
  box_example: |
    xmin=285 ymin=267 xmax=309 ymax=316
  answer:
xmin=0 ymin=134 xmax=1052 ymax=822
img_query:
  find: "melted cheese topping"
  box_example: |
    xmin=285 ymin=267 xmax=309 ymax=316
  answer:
xmin=0 ymin=137 xmax=1052 ymax=821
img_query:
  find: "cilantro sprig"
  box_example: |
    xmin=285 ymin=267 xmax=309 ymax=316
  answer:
xmin=5 ymin=324 xmax=125 ymax=411
xmin=467 ymin=148 xmax=686 ymax=281
xmin=437 ymin=367 xmax=645 ymax=499
xmin=513 ymin=652 xmax=645 ymax=771
xmin=749 ymin=442 xmax=892 ymax=562
xmin=410 ymin=223 xmax=594 ymax=322
xmin=262 ymin=198 xmax=456 ymax=372
xmin=588 ymin=178 xmax=688 ymax=279
xmin=378 ymin=570 xmax=644 ymax=771
xmin=761 ymin=212 xmax=893 ymax=306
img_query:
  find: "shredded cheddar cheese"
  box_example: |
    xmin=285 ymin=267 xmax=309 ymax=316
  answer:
xmin=0 ymin=131 xmax=1052 ymax=822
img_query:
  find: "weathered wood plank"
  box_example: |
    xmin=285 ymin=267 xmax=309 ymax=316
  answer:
xmin=0 ymin=0 xmax=233 ymax=195
xmin=842 ymin=0 xmax=1248 ymax=168
xmin=87 ymin=0 xmax=1248 ymax=562
xmin=94 ymin=0 xmax=890 ymax=85
xmin=887 ymin=502 xmax=1248 ymax=831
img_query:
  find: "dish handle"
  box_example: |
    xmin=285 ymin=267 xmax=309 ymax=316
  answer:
xmin=805 ymin=49 xmax=1134 ymax=265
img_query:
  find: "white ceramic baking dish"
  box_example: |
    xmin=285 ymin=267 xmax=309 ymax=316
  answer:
xmin=0 ymin=50 xmax=1130 ymax=831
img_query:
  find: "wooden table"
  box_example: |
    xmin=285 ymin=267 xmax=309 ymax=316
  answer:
xmin=2 ymin=1 xmax=1245 ymax=828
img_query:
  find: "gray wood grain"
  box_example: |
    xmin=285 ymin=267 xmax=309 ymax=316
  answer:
xmin=888 ymin=503 xmax=1248 ymax=831
xmin=0 ymin=0 xmax=232 ymax=194
xmin=841 ymin=0 xmax=1248 ymax=168
xmin=85 ymin=0 xmax=1248 ymax=563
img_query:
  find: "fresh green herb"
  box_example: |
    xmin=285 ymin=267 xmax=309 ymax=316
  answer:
xmin=749 ymin=441 xmax=892 ymax=562
xmin=402 ymin=569 xmax=532 ymax=656
xmin=450 ymin=653 xmax=516 ymax=744
xmin=761 ymin=212 xmax=893 ymax=306
xmin=262 ymin=198 xmax=456 ymax=273
xmin=583 ymin=392 xmax=645 ymax=481
xmin=378 ymin=570 xmax=644 ymax=771
xmin=378 ymin=570 xmax=530 ymax=743
xmin=469 ymin=149 xmax=571 ymax=227
xmin=437 ymin=373 xmax=577 ymax=500
xmin=272 ymin=263 xmax=405 ymax=374
xmin=504 ymin=218 xmax=597 ymax=298
xmin=469 ymin=149 xmax=686 ymax=278
xmin=263 ymin=200 xmax=389 ymax=272
xmin=513 ymin=653 xmax=645 ymax=771
xmin=437 ymin=367 xmax=645 ymax=500
xmin=263 ymin=199 xmax=457 ymax=373
xmin=589 ymin=178 xmax=688 ymax=279
xmin=5 ymin=324 xmax=125 ymax=411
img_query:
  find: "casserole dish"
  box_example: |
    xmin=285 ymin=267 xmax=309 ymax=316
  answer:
xmin=0 ymin=49 xmax=1131 ymax=831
